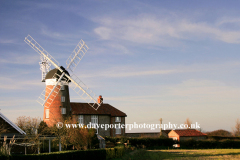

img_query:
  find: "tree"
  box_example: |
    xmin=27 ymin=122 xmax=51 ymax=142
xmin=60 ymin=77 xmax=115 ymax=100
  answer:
xmin=66 ymin=125 xmax=96 ymax=150
xmin=15 ymin=116 xmax=41 ymax=135
xmin=38 ymin=121 xmax=50 ymax=135
xmin=232 ymin=118 xmax=240 ymax=137
xmin=48 ymin=117 xmax=98 ymax=150
xmin=184 ymin=118 xmax=192 ymax=129
xmin=206 ymin=129 xmax=232 ymax=137
xmin=15 ymin=116 xmax=98 ymax=151
xmin=15 ymin=116 xmax=42 ymax=153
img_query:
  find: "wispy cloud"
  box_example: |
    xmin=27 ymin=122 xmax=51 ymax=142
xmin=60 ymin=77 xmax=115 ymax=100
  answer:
xmin=40 ymin=26 xmax=89 ymax=44
xmin=0 ymin=53 xmax=39 ymax=65
xmin=0 ymin=98 xmax=36 ymax=107
xmin=0 ymin=77 xmax=43 ymax=90
xmin=0 ymin=39 xmax=17 ymax=44
xmin=93 ymin=15 xmax=240 ymax=45
xmin=216 ymin=17 xmax=240 ymax=26
xmin=79 ymin=60 xmax=240 ymax=79
xmin=167 ymin=79 xmax=240 ymax=100
xmin=104 ymin=79 xmax=240 ymax=108
xmin=101 ymin=69 xmax=178 ymax=78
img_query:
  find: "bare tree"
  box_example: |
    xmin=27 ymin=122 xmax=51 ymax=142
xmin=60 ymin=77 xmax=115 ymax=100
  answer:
xmin=14 ymin=116 xmax=42 ymax=153
xmin=232 ymin=118 xmax=240 ymax=137
xmin=184 ymin=118 xmax=192 ymax=129
xmin=48 ymin=117 xmax=97 ymax=150
xmin=15 ymin=116 xmax=41 ymax=135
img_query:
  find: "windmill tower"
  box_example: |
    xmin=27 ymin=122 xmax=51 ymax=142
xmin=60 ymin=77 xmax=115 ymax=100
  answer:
xmin=43 ymin=67 xmax=72 ymax=126
xmin=25 ymin=35 xmax=102 ymax=126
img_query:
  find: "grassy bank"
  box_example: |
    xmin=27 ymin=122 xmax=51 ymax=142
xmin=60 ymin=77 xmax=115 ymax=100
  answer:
xmin=113 ymin=149 xmax=240 ymax=160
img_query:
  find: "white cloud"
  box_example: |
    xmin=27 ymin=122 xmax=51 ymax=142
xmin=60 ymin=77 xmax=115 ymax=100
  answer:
xmin=40 ymin=26 xmax=89 ymax=44
xmin=78 ymin=66 xmax=179 ymax=78
xmin=106 ymin=79 xmax=240 ymax=102
xmin=94 ymin=27 xmax=112 ymax=40
xmin=0 ymin=53 xmax=39 ymax=65
xmin=0 ymin=77 xmax=43 ymax=90
xmin=216 ymin=17 xmax=240 ymax=26
xmin=167 ymin=79 xmax=240 ymax=100
xmin=93 ymin=16 xmax=240 ymax=45
xmin=79 ymin=60 xmax=240 ymax=79
xmin=41 ymin=28 xmax=69 ymax=40
xmin=0 ymin=98 xmax=36 ymax=107
xmin=0 ymin=39 xmax=16 ymax=44
xmin=103 ymin=69 xmax=177 ymax=78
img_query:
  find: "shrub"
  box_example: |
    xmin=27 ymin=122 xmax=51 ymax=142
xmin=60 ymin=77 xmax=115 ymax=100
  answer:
xmin=106 ymin=146 xmax=125 ymax=159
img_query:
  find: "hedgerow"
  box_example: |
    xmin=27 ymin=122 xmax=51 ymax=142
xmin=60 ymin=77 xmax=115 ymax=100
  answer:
xmin=179 ymin=139 xmax=240 ymax=149
xmin=0 ymin=146 xmax=125 ymax=160
xmin=105 ymin=136 xmax=174 ymax=148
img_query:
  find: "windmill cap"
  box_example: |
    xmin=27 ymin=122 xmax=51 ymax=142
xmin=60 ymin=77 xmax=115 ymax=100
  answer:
xmin=45 ymin=66 xmax=71 ymax=82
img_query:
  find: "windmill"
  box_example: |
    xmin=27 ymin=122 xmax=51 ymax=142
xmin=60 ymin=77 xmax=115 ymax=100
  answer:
xmin=24 ymin=35 xmax=102 ymax=126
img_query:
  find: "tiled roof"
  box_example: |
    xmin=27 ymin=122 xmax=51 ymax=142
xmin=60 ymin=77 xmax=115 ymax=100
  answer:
xmin=172 ymin=129 xmax=207 ymax=137
xmin=71 ymin=102 xmax=127 ymax=117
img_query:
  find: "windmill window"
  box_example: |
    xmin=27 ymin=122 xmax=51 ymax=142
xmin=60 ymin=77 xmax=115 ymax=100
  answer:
xmin=61 ymin=96 xmax=65 ymax=102
xmin=60 ymin=85 xmax=65 ymax=90
xmin=115 ymin=117 xmax=121 ymax=122
xmin=45 ymin=109 xmax=49 ymax=119
xmin=79 ymin=115 xmax=84 ymax=125
xmin=62 ymin=108 xmax=66 ymax=114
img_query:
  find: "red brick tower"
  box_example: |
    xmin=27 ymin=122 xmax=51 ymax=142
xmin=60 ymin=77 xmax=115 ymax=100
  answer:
xmin=43 ymin=67 xmax=71 ymax=126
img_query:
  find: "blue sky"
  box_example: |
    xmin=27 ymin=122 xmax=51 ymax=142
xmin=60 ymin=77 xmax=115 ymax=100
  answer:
xmin=1 ymin=0 xmax=240 ymax=132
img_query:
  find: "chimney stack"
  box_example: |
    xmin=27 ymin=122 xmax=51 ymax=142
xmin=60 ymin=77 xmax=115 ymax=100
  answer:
xmin=98 ymin=95 xmax=103 ymax=104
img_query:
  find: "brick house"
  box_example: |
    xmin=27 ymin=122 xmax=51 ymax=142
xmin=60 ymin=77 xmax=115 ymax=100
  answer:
xmin=168 ymin=129 xmax=207 ymax=141
xmin=71 ymin=101 xmax=127 ymax=137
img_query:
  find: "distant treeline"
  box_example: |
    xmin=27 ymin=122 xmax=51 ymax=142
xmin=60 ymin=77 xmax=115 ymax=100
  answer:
xmin=180 ymin=139 xmax=240 ymax=149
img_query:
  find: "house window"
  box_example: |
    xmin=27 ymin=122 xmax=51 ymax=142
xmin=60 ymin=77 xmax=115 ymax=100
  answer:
xmin=91 ymin=115 xmax=98 ymax=134
xmin=116 ymin=124 xmax=121 ymax=134
xmin=62 ymin=108 xmax=66 ymax=114
xmin=61 ymin=96 xmax=65 ymax=102
xmin=79 ymin=115 xmax=84 ymax=124
xmin=45 ymin=109 xmax=49 ymax=119
xmin=91 ymin=115 xmax=98 ymax=124
xmin=115 ymin=117 xmax=121 ymax=122
xmin=60 ymin=85 xmax=65 ymax=90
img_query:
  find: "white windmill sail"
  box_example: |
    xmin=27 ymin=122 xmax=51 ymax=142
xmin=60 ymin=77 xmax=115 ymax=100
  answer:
xmin=24 ymin=35 xmax=60 ymax=68
xmin=36 ymin=72 xmax=66 ymax=107
xmin=68 ymin=73 xmax=101 ymax=110
xmin=25 ymin=35 xmax=101 ymax=110
xmin=66 ymin=39 xmax=89 ymax=72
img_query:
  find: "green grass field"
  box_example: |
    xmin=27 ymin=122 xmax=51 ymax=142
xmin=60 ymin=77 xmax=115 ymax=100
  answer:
xmin=113 ymin=149 xmax=240 ymax=160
